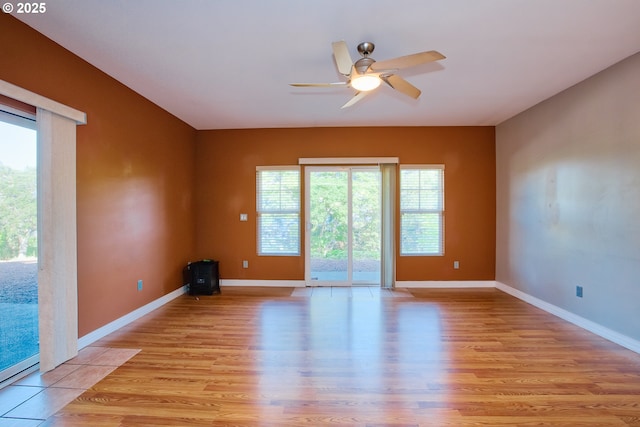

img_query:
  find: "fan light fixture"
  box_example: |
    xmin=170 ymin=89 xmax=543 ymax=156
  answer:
xmin=289 ymin=41 xmax=446 ymax=108
xmin=350 ymin=75 xmax=381 ymax=92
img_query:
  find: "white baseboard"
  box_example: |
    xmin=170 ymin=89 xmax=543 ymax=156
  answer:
xmin=78 ymin=285 xmax=187 ymax=349
xmin=221 ymin=279 xmax=306 ymax=287
xmin=496 ymin=281 xmax=640 ymax=354
xmin=397 ymin=280 xmax=496 ymax=288
xmin=222 ymin=280 xmax=496 ymax=288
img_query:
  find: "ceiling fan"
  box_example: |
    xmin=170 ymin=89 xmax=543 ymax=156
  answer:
xmin=290 ymin=41 xmax=445 ymax=108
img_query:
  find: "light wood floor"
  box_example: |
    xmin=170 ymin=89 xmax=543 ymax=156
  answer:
xmin=42 ymin=287 xmax=640 ymax=426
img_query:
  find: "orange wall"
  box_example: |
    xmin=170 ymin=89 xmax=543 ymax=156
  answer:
xmin=195 ymin=127 xmax=496 ymax=281
xmin=1 ymin=15 xmax=198 ymax=336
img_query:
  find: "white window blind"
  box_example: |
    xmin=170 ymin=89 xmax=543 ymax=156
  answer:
xmin=256 ymin=167 xmax=300 ymax=255
xmin=400 ymin=165 xmax=444 ymax=255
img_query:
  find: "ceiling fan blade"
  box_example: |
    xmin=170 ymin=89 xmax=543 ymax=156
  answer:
xmin=341 ymin=91 xmax=368 ymax=109
xmin=381 ymin=74 xmax=421 ymax=99
xmin=289 ymin=82 xmax=348 ymax=87
xmin=371 ymin=50 xmax=445 ymax=72
xmin=332 ymin=41 xmax=353 ymax=76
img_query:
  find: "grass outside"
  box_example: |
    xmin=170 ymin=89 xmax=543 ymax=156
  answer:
xmin=0 ymin=259 xmax=38 ymax=373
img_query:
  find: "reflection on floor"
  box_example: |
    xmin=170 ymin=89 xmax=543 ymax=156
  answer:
xmin=0 ymin=346 xmax=139 ymax=426
xmin=291 ymin=286 xmax=413 ymax=298
xmin=0 ymin=287 xmax=405 ymax=425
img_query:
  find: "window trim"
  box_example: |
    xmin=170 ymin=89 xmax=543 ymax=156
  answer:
xmin=256 ymin=166 xmax=301 ymax=256
xmin=0 ymin=106 xmax=36 ymax=130
xmin=399 ymin=164 xmax=445 ymax=256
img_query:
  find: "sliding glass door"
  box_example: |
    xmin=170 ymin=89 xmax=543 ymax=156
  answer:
xmin=305 ymin=166 xmax=381 ymax=286
xmin=0 ymin=112 xmax=39 ymax=383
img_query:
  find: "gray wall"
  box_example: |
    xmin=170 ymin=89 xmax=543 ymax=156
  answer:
xmin=496 ymin=52 xmax=640 ymax=341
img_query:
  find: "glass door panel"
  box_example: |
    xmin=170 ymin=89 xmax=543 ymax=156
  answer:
xmin=306 ymin=167 xmax=381 ymax=286
xmin=0 ymin=116 xmax=39 ymax=383
xmin=308 ymin=169 xmax=349 ymax=283
xmin=352 ymin=169 xmax=381 ymax=284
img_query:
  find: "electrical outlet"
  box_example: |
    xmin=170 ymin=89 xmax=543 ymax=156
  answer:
xmin=137 ymin=279 xmax=143 ymax=291
xmin=576 ymin=285 xmax=583 ymax=298
xmin=242 ymin=260 xmax=249 ymax=268
xmin=240 ymin=213 xmax=248 ymax=221
xmin=453 ymin=260 xmax=460 ymax=269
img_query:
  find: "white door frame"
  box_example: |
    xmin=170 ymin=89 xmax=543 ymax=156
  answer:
xmin=304 ymin=165 xmax=381 ymax=286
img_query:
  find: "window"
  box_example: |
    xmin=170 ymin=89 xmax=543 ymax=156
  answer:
xmin=400 ymin=165 xmax=444 ymax=255
xmin=256 ymin=166 xmax=300 ymax=255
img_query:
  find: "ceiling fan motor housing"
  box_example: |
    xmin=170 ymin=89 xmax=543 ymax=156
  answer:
xmin=357 ymin=42 xmax=375 ymax=57
xmin=354 ymin=57 xmax=376 ymax=74
xmin=355 ymin=42 xmax=377 ymax=74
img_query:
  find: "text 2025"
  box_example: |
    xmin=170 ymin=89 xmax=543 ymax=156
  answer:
xmin=17 ymin=2 xmax=46 ymax=13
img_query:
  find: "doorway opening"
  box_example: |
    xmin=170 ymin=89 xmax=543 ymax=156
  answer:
xmin=305 ymin=166 xmax=381 ymax=286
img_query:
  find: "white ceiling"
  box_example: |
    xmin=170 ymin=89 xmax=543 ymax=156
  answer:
xmin=16 ymin=0 xmax=640 ymax=130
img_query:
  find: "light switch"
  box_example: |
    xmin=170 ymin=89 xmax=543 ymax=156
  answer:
xmin=240 ymin=213 xmax=248 ymax=221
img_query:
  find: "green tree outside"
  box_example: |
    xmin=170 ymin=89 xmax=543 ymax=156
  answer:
xmin=309 ymin=170 xmax=380 ymax=261
xmin=0 ymin=165 xmax=37 ymax=260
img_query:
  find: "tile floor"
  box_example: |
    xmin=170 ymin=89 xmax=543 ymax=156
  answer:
xmin=0 ymin=346 xmax=139 ymax=426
